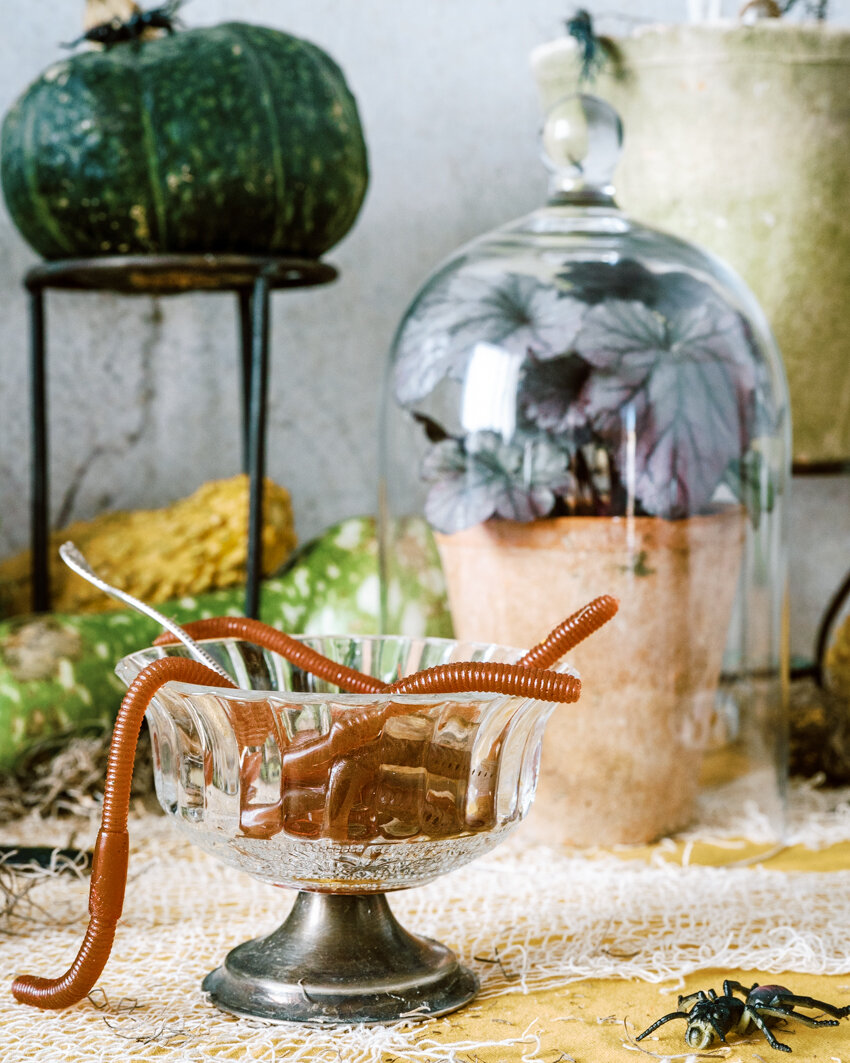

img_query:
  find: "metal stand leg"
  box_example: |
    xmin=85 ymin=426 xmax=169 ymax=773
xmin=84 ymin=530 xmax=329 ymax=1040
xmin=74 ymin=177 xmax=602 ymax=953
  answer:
xmin=244 ymin=274 xmax=271 ymax=619
xmin=237 ymin=288 xmax=252 ymax=473
xmin=29 ymin=287 xmax=49 ymax=613
xmin=18 ymin=257 xmax=333 ymax=623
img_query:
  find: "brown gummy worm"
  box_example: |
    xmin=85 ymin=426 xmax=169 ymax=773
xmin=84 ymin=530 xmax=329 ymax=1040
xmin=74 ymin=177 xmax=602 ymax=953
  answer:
xmin=11 ymin=658 xmax=235 ymax=1010
xmin=154 ymin=614 xmax=590 ymax=779
xmin=389 ymin=661 xmax=581 ymax=701
xmin=156 ymin=596 xmax=618 ymax=692
xmin=517 ymin=594 xmax=619 ymax=669
xmin=14 ymin=602 xmax=606 ymax=1009
xmin=152 ymin=616 xmax=385 ymax=694
xmin=282 ymin=661 xmax=582 ymax=780
xmin=155 ymin=608 xmax=599 ymax=778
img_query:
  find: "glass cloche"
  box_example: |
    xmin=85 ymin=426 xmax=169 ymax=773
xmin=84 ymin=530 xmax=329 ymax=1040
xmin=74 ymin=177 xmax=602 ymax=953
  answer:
xmin=379 ymin=94 xmax=790 ymax=847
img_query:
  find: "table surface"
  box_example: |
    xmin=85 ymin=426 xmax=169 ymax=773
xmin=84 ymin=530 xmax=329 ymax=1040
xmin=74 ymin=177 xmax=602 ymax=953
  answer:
xmin=2 ymin=788 xmax=850 ymax=1062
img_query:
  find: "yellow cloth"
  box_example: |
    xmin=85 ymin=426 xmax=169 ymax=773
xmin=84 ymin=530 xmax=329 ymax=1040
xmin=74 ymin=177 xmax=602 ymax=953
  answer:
xmin=2 ymin=795 xmax=850 ymax=1062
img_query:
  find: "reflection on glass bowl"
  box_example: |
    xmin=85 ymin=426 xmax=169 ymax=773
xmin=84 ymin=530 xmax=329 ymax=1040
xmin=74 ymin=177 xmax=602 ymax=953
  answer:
xmin=116 ymin=635 xmax=575 ymax=893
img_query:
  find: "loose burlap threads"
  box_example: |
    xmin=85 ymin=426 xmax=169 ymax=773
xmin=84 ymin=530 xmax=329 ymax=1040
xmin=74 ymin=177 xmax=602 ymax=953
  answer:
xmin=2 ymin=781 xmax=850 ymax=1062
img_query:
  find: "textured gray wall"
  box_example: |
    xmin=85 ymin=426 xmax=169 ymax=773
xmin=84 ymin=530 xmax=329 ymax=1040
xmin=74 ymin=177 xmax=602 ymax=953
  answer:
xmin=0 ymin=1 xmax=847 ymax=656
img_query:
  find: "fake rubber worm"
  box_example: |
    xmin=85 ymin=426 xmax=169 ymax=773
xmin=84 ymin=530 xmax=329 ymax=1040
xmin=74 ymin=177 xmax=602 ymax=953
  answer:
xmin=152 ymin=592 xmax=619 ymax=684
xmin=11 ymin=657 xmax=236 ymax=1009
xmin=516 ymin=594 xmax=619 ymax=668
xmin=11 ymin=596 xmax=614 ymax=1009
xmin=151 ymin=598 xmax=615 ymax=773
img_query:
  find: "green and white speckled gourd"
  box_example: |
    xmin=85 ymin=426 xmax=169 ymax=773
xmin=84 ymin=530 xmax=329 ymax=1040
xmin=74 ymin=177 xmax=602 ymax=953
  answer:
xmin=0 ymin=517 xmax=451 ymax=773
xmin=0 ymin=18 xmax=369 ymax=259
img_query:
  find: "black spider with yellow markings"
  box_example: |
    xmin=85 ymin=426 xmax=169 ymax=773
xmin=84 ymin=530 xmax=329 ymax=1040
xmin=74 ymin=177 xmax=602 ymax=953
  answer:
xmin=636 ymin=979 xmax=850 ymax=1053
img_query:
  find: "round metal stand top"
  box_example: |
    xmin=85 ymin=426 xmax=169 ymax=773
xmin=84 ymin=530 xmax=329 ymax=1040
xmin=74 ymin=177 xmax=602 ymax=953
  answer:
xmin=24 ymin=253 xmax=338 ymax=295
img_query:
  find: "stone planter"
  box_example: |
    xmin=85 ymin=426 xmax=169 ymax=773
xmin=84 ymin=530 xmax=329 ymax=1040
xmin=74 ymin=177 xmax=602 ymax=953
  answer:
xmin=436 ymin=510 xmax=746 ymax=846
xmin=531 ymin=23 xmax=850 ymax=465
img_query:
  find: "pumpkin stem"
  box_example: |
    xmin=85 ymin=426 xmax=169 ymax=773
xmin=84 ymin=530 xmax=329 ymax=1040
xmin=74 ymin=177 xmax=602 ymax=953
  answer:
xmin=84 ymin=0 xmax=138 ymax=32
xmin=72 ymin=1 xmax=180 ymax=50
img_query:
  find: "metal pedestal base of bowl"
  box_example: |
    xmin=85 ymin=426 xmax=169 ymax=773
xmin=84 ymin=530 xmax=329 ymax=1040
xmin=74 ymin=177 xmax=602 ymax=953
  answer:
xmin=202 ymin=890 xmax=479 ymax=1023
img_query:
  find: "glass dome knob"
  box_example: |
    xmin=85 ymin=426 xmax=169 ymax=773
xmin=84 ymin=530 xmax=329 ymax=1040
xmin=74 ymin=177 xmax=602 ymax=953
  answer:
xmin=541 ymin=93 xmax=623 ymax=206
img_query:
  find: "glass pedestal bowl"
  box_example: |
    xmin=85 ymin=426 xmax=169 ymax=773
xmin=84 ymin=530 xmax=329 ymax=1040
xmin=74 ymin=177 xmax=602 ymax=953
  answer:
xmin=116 ymin=635 xmax=574 ymax=1024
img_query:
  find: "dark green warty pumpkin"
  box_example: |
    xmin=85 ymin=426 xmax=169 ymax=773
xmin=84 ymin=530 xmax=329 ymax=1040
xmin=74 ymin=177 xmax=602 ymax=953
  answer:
xmin=0 ymin=22 xmax=369 ymax=259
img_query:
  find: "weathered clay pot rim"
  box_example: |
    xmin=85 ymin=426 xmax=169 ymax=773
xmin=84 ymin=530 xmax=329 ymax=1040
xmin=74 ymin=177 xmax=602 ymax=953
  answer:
xmin=435 ymin=509 xmax=746 ymax=550
xmin=623 ymin=20 xmax=850 ymax=43
xmin=532 ymin=21 xmax=850 ymax=65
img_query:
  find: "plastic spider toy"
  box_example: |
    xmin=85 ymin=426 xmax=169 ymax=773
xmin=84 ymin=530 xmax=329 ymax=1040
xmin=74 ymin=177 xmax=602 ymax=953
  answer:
xmin=635 ymin=980 xmax=850 ymax=1053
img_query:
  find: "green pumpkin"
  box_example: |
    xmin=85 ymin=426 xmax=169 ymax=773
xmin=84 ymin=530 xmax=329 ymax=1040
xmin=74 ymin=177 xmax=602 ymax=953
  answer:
xmin=0 ymin=22 xmax=369 ymax=259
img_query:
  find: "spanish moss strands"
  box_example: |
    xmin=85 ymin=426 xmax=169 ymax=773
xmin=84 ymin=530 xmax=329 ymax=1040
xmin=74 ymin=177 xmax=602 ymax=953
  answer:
xmin=0 ymin=849 xmax=89 ymax=934
xmin=0 ymin=731 xmax=154 ymax=822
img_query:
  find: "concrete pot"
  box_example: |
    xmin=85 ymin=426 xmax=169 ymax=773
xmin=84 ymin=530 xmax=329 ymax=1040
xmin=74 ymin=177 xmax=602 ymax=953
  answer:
xmin=436 ymin=511 xmax=746 ymax=846
xmin=531 ymin=23 xmax=850 ymax=465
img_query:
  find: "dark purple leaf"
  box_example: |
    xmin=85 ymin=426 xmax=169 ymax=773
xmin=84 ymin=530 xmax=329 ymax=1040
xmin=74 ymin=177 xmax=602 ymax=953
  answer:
xmin=422 ymin=438 xmax=504 ymax=533
xmin=558 ymin=259 xmax=661 ymax=306
xmin=575 ymin=299 xmax=756 ymax=516
xmin=558 ymin=258 xmax=721 ymax=320
xmin=413 ymin=411 xmax=452 ymax=443
xmin=519 ymin=352 xmax=592 ymax=435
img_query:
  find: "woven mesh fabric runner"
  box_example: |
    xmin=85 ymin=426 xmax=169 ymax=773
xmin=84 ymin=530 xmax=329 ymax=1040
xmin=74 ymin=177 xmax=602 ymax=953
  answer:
xmin=2 ymin=780 xmax=850 ymax=1062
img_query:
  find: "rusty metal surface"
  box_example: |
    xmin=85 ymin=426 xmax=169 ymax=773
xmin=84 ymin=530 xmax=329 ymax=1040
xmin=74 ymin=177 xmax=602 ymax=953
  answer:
xmin=25 ymin=254 xmax=338 ymax=295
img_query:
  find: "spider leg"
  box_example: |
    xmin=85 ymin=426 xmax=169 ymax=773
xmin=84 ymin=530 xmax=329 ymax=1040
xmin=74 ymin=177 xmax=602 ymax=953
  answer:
xmin=678 ymin=990 xmax=709 ymax=1010
xmin=634 ymin=1012 xmax=690 ymax=1041
xmin=758 ymin=1005 xmax=839 ymax=1029
xmin=769 ymin=993 xmax=849 ymax=1019
xmin=723 ymin=979 xmax=756 ymax=999
xmin=707 ymin=1014 xmax=731 ymax=1045
xmin=744 ymin=1006 xmax=792 ymax=1052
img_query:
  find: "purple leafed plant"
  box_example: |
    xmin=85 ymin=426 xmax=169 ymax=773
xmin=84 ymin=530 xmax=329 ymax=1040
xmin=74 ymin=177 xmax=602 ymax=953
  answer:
xmin=393 ymin=259 xmax=773 ymax=535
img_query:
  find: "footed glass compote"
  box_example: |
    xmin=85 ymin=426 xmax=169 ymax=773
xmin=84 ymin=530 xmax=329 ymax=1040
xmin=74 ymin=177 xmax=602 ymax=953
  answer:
xmin=115 ymin=635 xmax=577 ymax=1024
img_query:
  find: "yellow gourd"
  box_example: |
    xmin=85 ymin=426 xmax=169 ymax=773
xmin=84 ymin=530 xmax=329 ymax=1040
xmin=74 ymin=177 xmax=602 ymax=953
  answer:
xmin=0 ymin=475 xmax=296 ymax=617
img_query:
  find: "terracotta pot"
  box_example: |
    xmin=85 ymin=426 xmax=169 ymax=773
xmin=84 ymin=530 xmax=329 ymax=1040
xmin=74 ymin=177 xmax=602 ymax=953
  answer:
xmin=435 ymin=510 xmax=746 ymax=846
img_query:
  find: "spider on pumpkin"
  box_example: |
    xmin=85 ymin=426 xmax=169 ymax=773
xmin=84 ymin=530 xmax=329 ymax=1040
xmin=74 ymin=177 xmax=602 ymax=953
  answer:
xmin=635 ymin=980 xmax=850 ymax=1053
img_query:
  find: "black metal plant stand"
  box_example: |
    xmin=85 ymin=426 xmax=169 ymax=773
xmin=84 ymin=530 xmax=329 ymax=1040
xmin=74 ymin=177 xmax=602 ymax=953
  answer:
xmin=26 ymin=254 xmax=337 ymax=618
